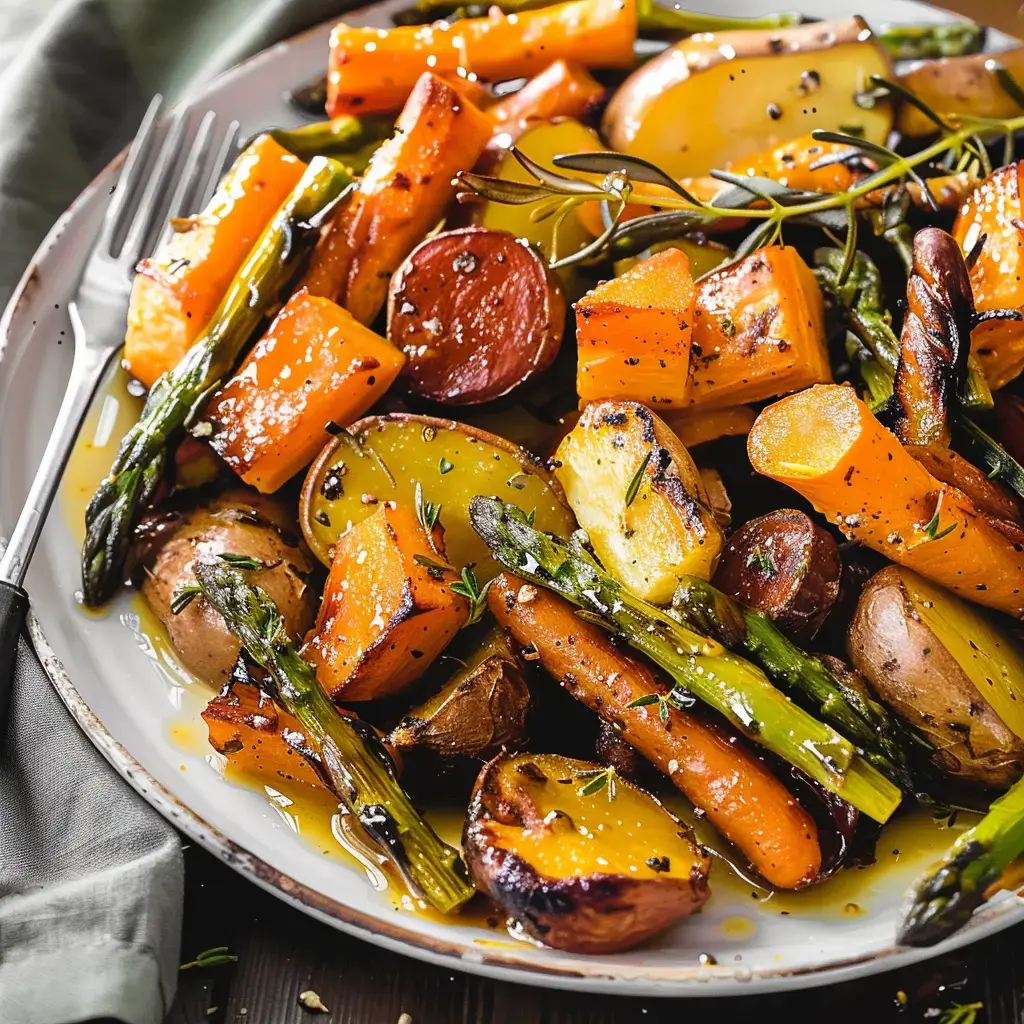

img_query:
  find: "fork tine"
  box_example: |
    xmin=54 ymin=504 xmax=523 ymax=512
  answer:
xmin=97 ymin=94 xmax=163 ymax=257
xmin=197 ymin=119 xmax=241 ymax=210
xmin=119 ymin=109 xmax=191 ymax=271
xmin=155 ymin=110 xmax=219 ymax=249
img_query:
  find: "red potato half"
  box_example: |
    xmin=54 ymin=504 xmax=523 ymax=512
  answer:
xmin=464 ymin=752 xmax=711 ymax=953
xmin=388 ymin=228 xmax=565 ymax=405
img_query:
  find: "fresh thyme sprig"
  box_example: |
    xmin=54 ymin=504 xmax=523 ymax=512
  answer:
xmin=449 ymin=566 xmax=492 ymax=626
xmin=576 ymin=766 xmax=618 ymax=800
xmin=457 ymin=102 xmax=1024 ymax=277
xmin=626 ymin=691 xmax=672 ymax=726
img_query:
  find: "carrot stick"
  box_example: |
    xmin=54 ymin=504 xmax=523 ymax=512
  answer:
xmin=748 ymin=384 xmax=1024 ymax=617
xmin=302 ymin=72 xmax=492 ymax=324
xmin=487 ymin=59 xmax=605 ymax=136
xmin=488 ymin=572 xmax=823 ymax=889
xmin=326 ymin=0 xmax=637 ymax=117
xmin=124 ymin=135 xmax=306 ymax=388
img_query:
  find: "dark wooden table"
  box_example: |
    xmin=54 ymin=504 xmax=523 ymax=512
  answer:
xmin=167 ymin=841 xmax=1023 ymax=1024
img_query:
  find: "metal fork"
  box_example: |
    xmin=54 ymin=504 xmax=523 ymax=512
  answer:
xmin=0 ymin=95 xmax=239 ymax=729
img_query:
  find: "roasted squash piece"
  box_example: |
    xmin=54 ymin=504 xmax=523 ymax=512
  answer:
xmin=390 ymin=627 xmax=530 ymax=758
xmin=725 ymin=135 xmax=866 ymax=193
xmin=748 ymin=384 xmax=1024 ymax=618
xmin=304 ymin=503 xmax=468 ymax=701
xmin=326 ymin=0 xmax=636 ymax=117
xmin=303 ymin=73 xmax=492 ymax=324
xmin=124 ymin=135 xmax=306 ymax=388
xmin=602 ymin=18 xmax=892 ymax=179
xmin=554 ymin=400 xmax=724 ymax=602
xmin=661 ymin=404 xmax=756 ymax=449
xmin=488 ymin=574 xmax=823 ymax=889
xmin=691 ymin=245 xmax=831 ymax=409
xmin=205 ymin=290 xmax=405 ymax=493
xmin=952 ymin=162 xmax=1024 ymax=390
xmin=898 ymin=46 xmax=1024 ymax=138
xmin=464 ymin=752 xmax=711 ymax=953
xmin=575 ymin=248 xmax=696 ymax=407
xmin=203 ymin=679 xmax=324 ymax=790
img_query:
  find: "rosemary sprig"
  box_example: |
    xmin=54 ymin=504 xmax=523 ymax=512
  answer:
xmin=624 ymin=451 xmax=652 ymax=507
xmin=449 ymin=566 xmax=493 ymax=626
xmin=458 ymin=107 xmax=1024 ymax=274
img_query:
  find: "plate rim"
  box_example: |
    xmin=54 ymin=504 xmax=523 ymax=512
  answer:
xmin=4 ymin=3 xmax=1024 ymax=998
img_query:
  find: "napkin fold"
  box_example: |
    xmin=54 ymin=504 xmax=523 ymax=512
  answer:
xmin=0 ymin=2 xmax=350 ymax=1021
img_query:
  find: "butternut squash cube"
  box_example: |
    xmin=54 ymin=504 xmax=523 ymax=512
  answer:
xmin=575 ymin=248 xmax=696 ymax=407
xmin=205 ymin=289 xmax=405 ymax=494
xmin=304 ymin=504 xmax=468 ymax=702
xmin=690 ymin=245 xmax=831 ymax=409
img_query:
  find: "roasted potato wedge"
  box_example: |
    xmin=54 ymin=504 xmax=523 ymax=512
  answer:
xmin=848 ymin=566 xmax=1024 ymax=788
xmin=602 ymin=18 xmax=892 ymax=178
xmin=464 ymin=752 xmax=711 ymax=953
xmin=136 ymin=490 xmax=317 ymax=687
xmin=300 ymin=414 xmax=574 ymax=580
xmin=390 ymin=627 xmax=530 ymax=758
xmin=898 ymin=46 xmax=1024 ymax=137
xmin=387 ymin=228 xmax=565 ymax=405
xmin=713 ymin=509 xmax=842 ymax=643
xmin=554 ymin=400 xmax=724 ymax=603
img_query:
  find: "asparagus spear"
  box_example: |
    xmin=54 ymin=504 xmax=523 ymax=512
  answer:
xmin=266 ymin=117 xmax=394 ymax=171
xmin=81 ymin=156 xmax=352 ymax=606
xmin=185 ymin=557 xmax=475 ymax=914
xmin=671 ymin=575 xmax=914 ymax=794
xmin=469 ymin=497 xmax=903 ymax=823
xmin=877 ymin=21 xmax=984 ymax=61
xmin=899 ymin=775 xmax=1024 ymax=946
xmin=394 ymin=0 xmax=801 ymax=32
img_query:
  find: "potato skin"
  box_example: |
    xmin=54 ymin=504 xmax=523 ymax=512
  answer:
xmin=848 ymin=566 xmax=1024 ymax=788
xmin=464 ymin=753 xmax=710 ymax=953
xmin=137 ymin=490 xmax=317 ymax=687
xmin=387 ymin=228 xmax=564 ymax=405
xmin=713 ymin=510 xmax=841 ymax=642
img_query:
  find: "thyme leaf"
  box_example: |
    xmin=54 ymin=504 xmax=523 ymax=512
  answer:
xmin=624 ymin=451 xmax=652 ymax=508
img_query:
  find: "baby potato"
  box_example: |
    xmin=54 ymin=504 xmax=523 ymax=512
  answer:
xmin=390 ymin=627 xmax=531 ymax=759
xmin=463 ymin=752 xmax=711 ymax=953
xmin=848 ymin=566 xmax=1024 ymax=789
xmin=300 ymin=414 xmax=574 ymax=581
xmin=554 ymin=400 xmax=724 ymax=603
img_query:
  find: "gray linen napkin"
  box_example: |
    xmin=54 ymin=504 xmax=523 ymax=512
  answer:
xmin=0 ymin=2 xmax=349 ymax=1021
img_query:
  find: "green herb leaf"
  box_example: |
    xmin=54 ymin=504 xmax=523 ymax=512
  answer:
xmin=553 ymin=150 xmax=702 ymax=204
xmin=624 ymin=451 xmax=652 ymax=507
xmin=626 ymin=693 xmax=661 ymax=708
xmin=414 ymin=480 xmax=442 ymax=553
xmin=218 ymin=552 xmax=272 ymax=572
xmin=170 ymin=583 xmax=202 ymax=615
xmin=922 ymin=506 xmax=958 ymax=542
xmin=180 ymin=946 xmax=239 ymax=971
xmin=938 ymin=1001 xmax=984 ymax=1024
xmin=576 ymin=766 xmax=617 ymax=799
xmin=438 ymin=457 xmax=455 ymax=475
xmin=746 ymin=546 xmax=778 ymax=577
xmin=449 ymin=565 xmax=494 ymax=626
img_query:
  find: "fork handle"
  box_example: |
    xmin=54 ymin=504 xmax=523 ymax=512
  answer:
xmin=0 ymin=303 xmax=119 ymax=587
xmin=0 ymin=579 xmax=28 ymax=733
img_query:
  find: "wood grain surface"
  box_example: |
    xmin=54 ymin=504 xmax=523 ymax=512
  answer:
xmin=166 ymin=842 xmax=1023 ymax=1024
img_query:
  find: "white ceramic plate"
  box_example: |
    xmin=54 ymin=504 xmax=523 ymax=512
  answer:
xmin=2 ymin=0 xmax=1023 ymax=998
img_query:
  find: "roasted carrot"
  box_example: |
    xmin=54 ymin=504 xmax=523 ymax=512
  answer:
xmin=302 ymin=73 xmax=492 ymax=325
xmin=575 ymin=247 xmax=696 ymax=407
xmin=487 ymin=572 xmax=822 ymax=889
xmin=952 ymin=162 xmax=1024 ymax=390
xmin=487 ymin=60 xmax=605 ymax=136
xmin=304 ymin=503 xmax=469 ymax=701
xmin=326 ymin=0 xmax=637 ymax=117
xmin=203 ymin=679 xmax=325 ymax=790
xmin=690 ymin=245 xmax=831 ymax=409
xmin=203 ymin=678 xmax=402 ymax=786
xmin=124 ymin=135 xmax=306 ymax=388
xmin=661 ymin=404 xmax=756 ymax=449
xmin=725 ymin=135 xmax=865 ymax=193
xmin=909 ymin=445 xmax=1023 ymax=528
xmin=748 ymin=384 xmax=1024 ymax=618
xmin=205 ymin=289 xmax=405 ymax=493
